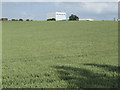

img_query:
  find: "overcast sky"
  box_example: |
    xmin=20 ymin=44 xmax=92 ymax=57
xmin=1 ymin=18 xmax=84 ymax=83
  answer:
xmin=2 ymin=2 xmax=118 ymax=20
xmin=1 ymin=0 xmax=119 ymax=2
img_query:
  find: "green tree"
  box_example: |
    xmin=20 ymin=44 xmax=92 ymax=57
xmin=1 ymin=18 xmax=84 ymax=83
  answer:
xmin=69 ymin=14 xmax=79 ymax=21
xmin=26 ymin=19 xmax=30 ymax=21
xmin=47 ymin=18 xmax=56 ymax=21
xmin=19 ymin=19 xmax=23 ymax=21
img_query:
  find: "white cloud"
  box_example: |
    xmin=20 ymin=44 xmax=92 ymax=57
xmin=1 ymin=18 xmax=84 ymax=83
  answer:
xmin=21 ymin=12 xmax=35 ymax=19
xmin=0 ymin=2 xmax=2 ymax=17
xmin=55 ymin=2 xmax=118 ymax=15
xmin=83 ymin=3 xmax=117 ymax=14
xmin=83 ymin=3 xmax=108 ymax=14
xmin=1 ymin=0 xmax=119 ymax=2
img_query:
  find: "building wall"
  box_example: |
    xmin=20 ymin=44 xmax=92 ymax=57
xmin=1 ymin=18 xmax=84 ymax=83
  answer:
xmin=56 ymin=12 xmax=66 ymax=21
xmin=47 ymin=12 xmax=66 ymax=21
xmin=1 ymin=18 xmax=8 ymax=21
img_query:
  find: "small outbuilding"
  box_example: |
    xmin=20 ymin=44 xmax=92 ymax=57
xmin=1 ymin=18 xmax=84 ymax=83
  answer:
xmin=1 ymin=18 xmax=8 ymax=21
xmin=79 ymin=18 xmax=94 ymax=21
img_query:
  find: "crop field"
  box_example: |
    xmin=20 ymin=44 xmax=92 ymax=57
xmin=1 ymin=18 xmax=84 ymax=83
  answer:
xmin=2 ymin=21 xmax=118 ymax=88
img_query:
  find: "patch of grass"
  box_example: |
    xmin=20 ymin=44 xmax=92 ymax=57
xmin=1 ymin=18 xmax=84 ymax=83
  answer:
xmin=2 ymin=21 xmax=118 ymax=88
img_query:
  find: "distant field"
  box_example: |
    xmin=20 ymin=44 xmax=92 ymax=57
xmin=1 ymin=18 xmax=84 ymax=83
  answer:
xmin=2 ymin=21 xmax=118 ymax=88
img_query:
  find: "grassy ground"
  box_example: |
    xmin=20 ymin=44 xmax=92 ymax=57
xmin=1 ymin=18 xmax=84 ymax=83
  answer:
xmin=2 ymin=21 xmax=118 ymax=88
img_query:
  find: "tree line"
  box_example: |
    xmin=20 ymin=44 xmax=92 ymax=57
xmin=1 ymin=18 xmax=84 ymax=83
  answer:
xmin=1 ymin=14 xmax=79 ymax=21
xmin=47 ymin=14 xmax=79 ymax=21
xmin=12 ymin=14 xmax=79 ymax=21
xmin=10 ymin=19 xmax=33 ymax=21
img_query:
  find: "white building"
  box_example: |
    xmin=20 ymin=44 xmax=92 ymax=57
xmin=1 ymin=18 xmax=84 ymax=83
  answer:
xmin=47 ymin=12 xmax=66 ymax=21
xmin=79 ymin=18 xmax=94 ymax=21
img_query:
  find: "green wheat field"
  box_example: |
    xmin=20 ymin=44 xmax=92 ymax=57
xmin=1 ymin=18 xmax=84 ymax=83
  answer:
xmin=2 ymin=21 xmax=118 ymax=88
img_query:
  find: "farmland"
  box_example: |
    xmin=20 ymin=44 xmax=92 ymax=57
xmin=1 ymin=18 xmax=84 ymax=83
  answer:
xmin=2 ymin=21 xmax=118 ymax=88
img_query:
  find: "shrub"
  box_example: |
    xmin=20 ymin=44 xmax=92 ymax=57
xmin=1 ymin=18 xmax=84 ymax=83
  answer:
xmin=26 ymin=19 xmax=29 ymax=21
xmin=19 ymin=19 xmax=23 ymax=21
xmin=11 ymin=19 xmax=18 ymax=21
xmin=47 ymin=18 xmax=56 ymax=21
